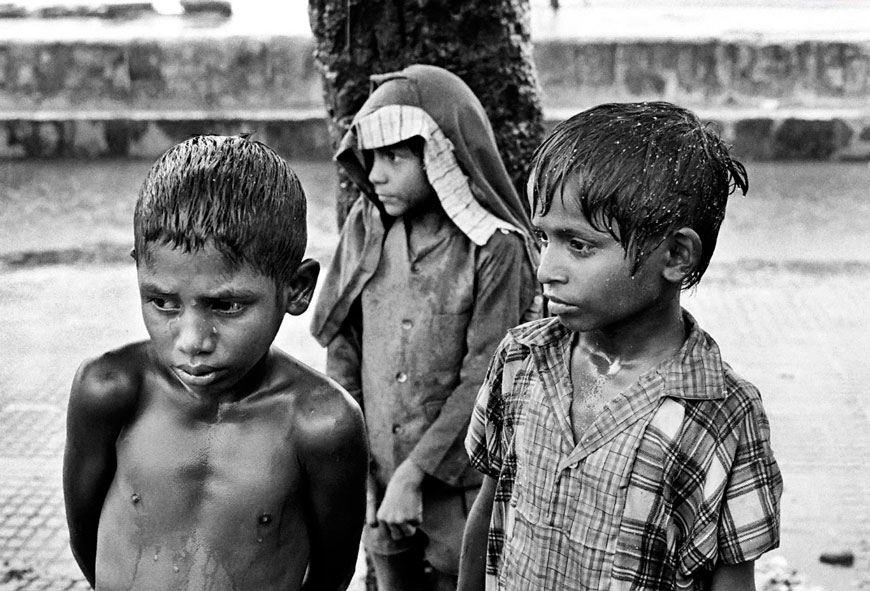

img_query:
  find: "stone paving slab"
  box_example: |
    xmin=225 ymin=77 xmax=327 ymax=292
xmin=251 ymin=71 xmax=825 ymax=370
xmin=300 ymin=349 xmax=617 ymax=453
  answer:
xmin=2 ymin=264 xmax=869 ymax=591
xmin=1 ymin=159 xmax=869 ymax=590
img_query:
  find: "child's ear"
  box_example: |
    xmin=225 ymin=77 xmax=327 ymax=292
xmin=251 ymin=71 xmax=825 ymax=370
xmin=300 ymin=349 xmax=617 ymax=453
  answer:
xmin=284 ymin=259 xmax=320 ymax=316
xmin=662 ymin=228 xmax=701 ymax=284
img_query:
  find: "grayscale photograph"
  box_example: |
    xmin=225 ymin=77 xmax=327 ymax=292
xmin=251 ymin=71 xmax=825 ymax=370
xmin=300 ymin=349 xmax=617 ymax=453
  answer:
xmin=1 ymin=1 xmax=868 ymax=590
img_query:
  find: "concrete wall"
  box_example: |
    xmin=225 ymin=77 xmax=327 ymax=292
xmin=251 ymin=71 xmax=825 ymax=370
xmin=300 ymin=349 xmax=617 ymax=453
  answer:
xmin=2 ymin=34 xmax=870 ymax=160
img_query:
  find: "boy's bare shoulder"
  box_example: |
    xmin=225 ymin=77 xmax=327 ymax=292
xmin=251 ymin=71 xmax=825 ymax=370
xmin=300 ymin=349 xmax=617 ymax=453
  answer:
xmin=70 ymin=342 xmax=150 ymax=420
xmin=269 ymin=349 xmax=365 ymax=451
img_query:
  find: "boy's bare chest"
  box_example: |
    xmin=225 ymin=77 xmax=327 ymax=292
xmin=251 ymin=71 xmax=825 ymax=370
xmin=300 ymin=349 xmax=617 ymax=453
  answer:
xmin=114 ymin=399 xmax=301 ymax=513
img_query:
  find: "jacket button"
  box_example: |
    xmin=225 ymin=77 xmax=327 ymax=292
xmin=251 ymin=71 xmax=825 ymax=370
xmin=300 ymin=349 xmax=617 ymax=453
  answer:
xmin=396 ymin=372 xmax=408 ymax=383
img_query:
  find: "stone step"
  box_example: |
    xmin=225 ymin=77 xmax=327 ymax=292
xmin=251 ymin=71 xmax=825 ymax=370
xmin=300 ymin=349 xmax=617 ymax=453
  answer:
xmin=3 ymin=106 xmax=869 ymax=161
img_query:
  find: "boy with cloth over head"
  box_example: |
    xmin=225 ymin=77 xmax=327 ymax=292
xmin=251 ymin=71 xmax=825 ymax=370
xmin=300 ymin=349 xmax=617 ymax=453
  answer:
xmin=310 ymin=64 xmax=540 ymax=591
xmin=459 ymin=102 xmax=783 ymax=591
xmin=63 ymin=135 xmax=368 ymax=591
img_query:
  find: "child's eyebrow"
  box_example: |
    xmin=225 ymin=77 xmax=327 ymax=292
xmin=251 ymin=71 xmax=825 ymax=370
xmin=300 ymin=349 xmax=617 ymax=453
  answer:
xmin=138 ymin=281 xmax=168 ymax=294
xmin=203 ymin=288 xmax=260 ymax=300
xmin=137 ymin=282 xmax=260 ymax=300
xmin=533 ymin=221 xmax=599 ymax=238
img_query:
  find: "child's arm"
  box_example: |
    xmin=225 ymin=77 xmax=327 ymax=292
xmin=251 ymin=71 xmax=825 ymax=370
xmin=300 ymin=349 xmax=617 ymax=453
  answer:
xmin=299 ymin=385 xmax=368 ymax=591
xmin=457 ymin=475 xmax=497 ymax=591
xmin=63 ymin=355 xmax=137 ymax=587
xmin=325 ymin=309 xmax=379 ymax=529
xmin=325 ymin=307 xmax=363 ymax=409
xmin=710 ymin=560 xmax=756 ymax=591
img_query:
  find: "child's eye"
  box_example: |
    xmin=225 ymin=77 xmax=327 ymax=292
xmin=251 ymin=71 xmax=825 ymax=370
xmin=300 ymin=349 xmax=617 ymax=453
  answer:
xmin=568 ymin=239 xmax=594 ymax=255
xmin=533 ymin=229 xmax=549 ymax=245
xmin=211 ymin=301 xmax=246 ymax=315
xmin=149 ymin=297 xmax=180 ymax=312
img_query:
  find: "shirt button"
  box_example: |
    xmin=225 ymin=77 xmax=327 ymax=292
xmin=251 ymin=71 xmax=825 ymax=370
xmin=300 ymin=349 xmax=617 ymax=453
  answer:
xmin=401 ymin=319 xmax=413 ymax=330
xmin=396 ymin=372 xmax=408 ymax=383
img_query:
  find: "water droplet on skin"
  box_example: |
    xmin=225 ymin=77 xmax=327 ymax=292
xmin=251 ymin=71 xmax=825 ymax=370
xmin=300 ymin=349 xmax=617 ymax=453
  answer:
xmin=211 ymin=326 xmax=217 ymax=334
xmin=153 ymin=554 xmax=159 ymax=562
xmin=257 ymin=537 xmax=263 ymax=543
xmin=173 ymin=565 xmax=180 ymax=573
xmin=131 ymin=493 xmax=141 ymax=504
xmin=258 ymin=513 xmax=272 ymax=525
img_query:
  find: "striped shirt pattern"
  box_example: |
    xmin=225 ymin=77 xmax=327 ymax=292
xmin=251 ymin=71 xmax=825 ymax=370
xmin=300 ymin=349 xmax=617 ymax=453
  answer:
xmin=465 ymin=313 xmax=782 ymax=591
xmin=355 ymin=104 xmax=520 ymax=246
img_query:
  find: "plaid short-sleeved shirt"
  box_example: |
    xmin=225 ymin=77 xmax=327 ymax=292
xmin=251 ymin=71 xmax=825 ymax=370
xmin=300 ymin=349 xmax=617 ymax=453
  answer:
xmin=465 ymin=312 xmax=783 ymax=591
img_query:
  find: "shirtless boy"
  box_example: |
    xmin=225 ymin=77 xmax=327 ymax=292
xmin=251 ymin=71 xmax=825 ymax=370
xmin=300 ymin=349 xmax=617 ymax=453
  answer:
xmin=63 ymin=135 xmax=368 ymax=591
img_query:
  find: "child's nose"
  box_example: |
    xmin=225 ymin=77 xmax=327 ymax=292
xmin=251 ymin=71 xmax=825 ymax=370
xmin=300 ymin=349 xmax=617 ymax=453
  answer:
xmin=172 ymin=310 xmax=216 ymax=356
xmin=368 ymin=156 xmax=386 ymax=185
xmin=536 ymin=245 xmax=565 ymax=285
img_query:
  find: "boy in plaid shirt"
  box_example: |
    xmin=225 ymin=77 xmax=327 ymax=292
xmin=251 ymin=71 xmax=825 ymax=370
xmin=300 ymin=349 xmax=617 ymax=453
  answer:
xmin=459 ymin=102 xmax=783 ymax=591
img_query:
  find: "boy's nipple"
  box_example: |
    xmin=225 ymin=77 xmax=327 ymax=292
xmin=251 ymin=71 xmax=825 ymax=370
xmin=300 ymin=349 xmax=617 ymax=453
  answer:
xmin=256 ymin=513 xmax=272 ymax=543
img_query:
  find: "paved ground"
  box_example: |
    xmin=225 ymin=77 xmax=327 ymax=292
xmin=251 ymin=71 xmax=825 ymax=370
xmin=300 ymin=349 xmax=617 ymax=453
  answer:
xmin=1 ymin=159 xmax=869 ymax=590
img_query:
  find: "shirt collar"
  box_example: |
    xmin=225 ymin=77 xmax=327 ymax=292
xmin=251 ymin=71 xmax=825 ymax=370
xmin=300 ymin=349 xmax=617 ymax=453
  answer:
xmin=512 ymin=311 xmax=727 ymax=401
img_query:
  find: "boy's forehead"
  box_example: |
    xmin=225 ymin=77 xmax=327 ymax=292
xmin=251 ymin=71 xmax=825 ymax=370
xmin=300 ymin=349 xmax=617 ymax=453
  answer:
xmin=532 ymin=194 xmax=623 ymax=238
xmin=138 ymin=242 xmax=250 ymax=281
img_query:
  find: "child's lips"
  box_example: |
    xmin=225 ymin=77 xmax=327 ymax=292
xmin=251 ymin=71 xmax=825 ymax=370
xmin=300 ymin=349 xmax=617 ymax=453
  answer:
xmin=545 ymin=295 xmax=579 ymax=315
xmin=174 ymin=364 xmax=222 ymax=385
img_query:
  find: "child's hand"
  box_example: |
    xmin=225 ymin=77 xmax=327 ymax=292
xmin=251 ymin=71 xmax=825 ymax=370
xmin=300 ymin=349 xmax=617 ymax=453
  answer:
xmin=376 ymin=459 xmax=425 ymax=540
xmin=366 ymin=473 xmax=379 ymax=527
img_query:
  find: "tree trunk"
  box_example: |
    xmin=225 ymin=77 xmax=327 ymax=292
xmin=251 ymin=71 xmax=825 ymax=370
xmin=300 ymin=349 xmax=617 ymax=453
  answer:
xmin=308 ymin=0 xmax=544 ymax=227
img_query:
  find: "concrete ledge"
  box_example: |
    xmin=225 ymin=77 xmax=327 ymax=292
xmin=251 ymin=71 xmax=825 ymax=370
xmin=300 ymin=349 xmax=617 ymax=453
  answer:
xmin=4 ymin=109 xmax=870 ymax=161
xmin=0 ymin=115 xmax=334 ymax=160
xmin=0 ymin=36 xmax=323 ymax=114
xmin=3 ymin=36 xmax=869 ymax=114
xmin=3 ymin=25 xmax=870 ymax=161
xmin=536 ymin=40 xmax=870 ymax=112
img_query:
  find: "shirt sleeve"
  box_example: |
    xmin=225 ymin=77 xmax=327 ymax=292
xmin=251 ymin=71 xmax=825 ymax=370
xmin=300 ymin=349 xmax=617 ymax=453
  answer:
xmin=465 ymin=335 xmax=511 ymax=479
xmin=407 ymin=230 xmax=537 ymax=484
xmin=325 ymin=300 xmax=363 ymax=411
xmin=715 ymin=395 xmax=783 ymax=564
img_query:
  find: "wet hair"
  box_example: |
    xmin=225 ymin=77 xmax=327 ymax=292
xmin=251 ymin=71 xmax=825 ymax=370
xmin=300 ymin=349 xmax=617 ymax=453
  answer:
xmin=528 ymin=102 xmax=748 ymax=287
xmin=134 ymin=135 xmax=307 ymax=286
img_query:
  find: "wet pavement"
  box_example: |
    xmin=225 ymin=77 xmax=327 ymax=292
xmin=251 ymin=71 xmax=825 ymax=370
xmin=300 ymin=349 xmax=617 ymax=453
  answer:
xmin=1 ymin=159 xmax=869 ymax=590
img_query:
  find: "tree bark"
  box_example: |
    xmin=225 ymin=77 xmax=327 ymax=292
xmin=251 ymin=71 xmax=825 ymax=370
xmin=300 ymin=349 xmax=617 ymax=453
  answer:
xmin=308 ymin=0 xmax=544 ymax=227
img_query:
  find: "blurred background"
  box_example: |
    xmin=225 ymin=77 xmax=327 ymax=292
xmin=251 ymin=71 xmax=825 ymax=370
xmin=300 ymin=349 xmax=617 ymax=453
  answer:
xmin=1 ymin=1 xmax=869 ymax=590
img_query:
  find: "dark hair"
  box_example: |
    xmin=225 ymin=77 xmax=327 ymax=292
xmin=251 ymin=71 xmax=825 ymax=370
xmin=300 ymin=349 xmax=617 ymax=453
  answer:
xmin=134 ymin=135 xmax=307 ymax=285
xmin=361 ymin=136 xmax=426 ymax=171
xmin=528 ymin=102 xmax=748 ymax=287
